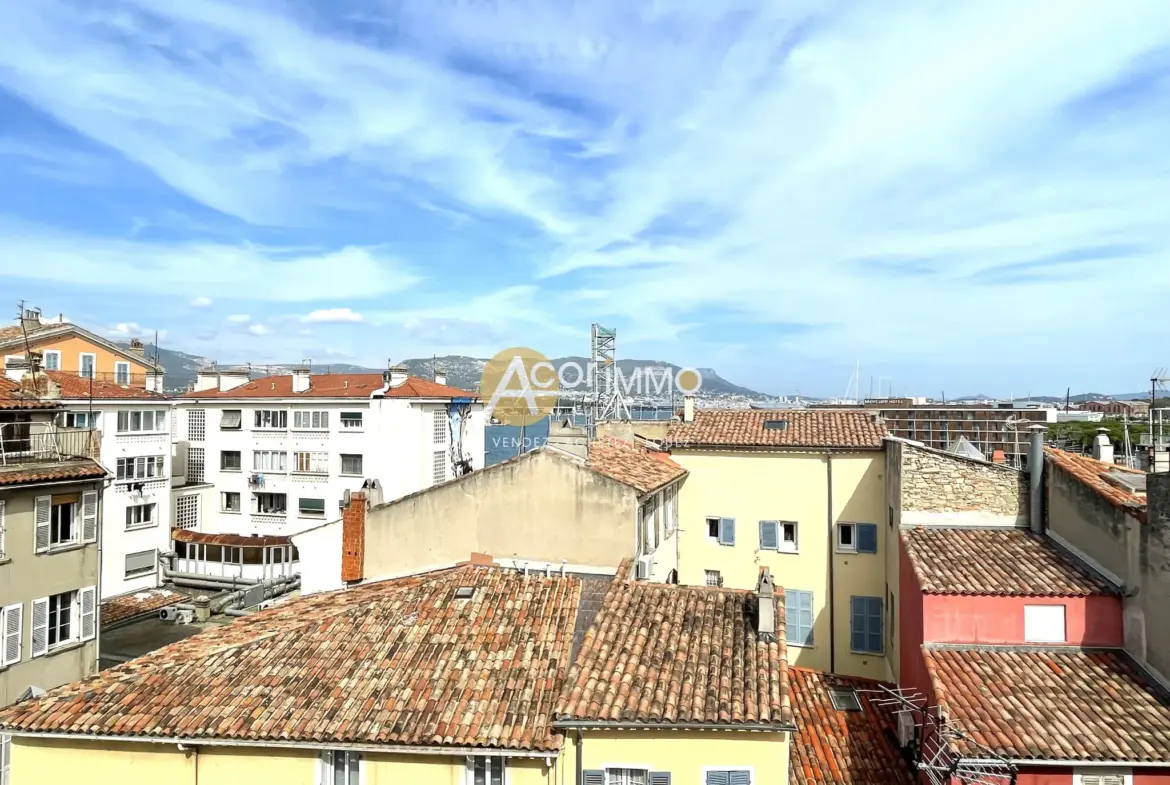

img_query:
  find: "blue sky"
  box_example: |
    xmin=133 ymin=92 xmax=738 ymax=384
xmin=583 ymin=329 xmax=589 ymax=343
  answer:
xmin=1 ymin=0 xmax=1168 ymax=397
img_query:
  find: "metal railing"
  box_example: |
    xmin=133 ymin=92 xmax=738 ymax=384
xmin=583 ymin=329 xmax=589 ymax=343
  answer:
xmin=0 ymin=423 xmax=99 ymax=465
xmin=54 ymin=371 xmax=152 ymax=387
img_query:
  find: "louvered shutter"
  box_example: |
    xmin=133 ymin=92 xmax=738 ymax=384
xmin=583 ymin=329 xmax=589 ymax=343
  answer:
xmin=2 ymin=604 xmax=20 ymax=666
xmin=1100 ymin=776 xmax=1124 ymax=785
xmin=0 ymin=500 xmax=5 ymax=558
xmin=867 ymin=597 xmax=883 ymax=653
xmin=650 ymin=773 xmax=671 ymax=785
xmin=80 ymin=586 xmax=96 ymax=641
xmin=583 ymin=771 xmax=605 ymax=785
xmin=850 ymin=597 xmax=865 ymax=652
xmin=81 ymin=491 xmax=98 ymax=543
xmin=759 ymin=520 xmax=778 ymax=550
xmin=34 ymin=496 xmax=51 ymax=553
xmin=719 ymin=517 xmax=736 ymax=546
xmin=728 ymin=772 xmax=751 ymax=785
xmin=858 ymin=524 xmax=878 ymax=554
xmin=706 ymin=772 xmax=731 ymax=785
xmin=1081 ymin=777 xmax=1102 ymax=785
xmin=30 ymin=598 xmax=48 ymax=658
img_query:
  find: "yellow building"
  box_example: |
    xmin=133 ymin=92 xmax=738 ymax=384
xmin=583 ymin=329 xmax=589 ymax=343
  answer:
xmin=663 ymin=408 xmax=890 ymax=680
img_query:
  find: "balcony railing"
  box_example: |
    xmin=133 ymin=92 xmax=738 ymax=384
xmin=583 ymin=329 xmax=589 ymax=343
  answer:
xmin=62 ymin=371 xmax=151 ymax=387
xmin=0 ymin=424 xmax=99 ymax=465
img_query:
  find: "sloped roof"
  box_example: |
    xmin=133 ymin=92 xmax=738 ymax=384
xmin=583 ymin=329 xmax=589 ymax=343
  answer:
xmin=183 ymin=373 xmax=472 ymax=400
xmin=789 ymin=668 xmax=916 ymax=785
xmin=0 ymin=461 xmax=107 ymax=487
xmin=101 ymin=588 xmax=186 ymax=628
xmin=0 ymin=322 xmax=164 ymax=371
xmin=1046 ymin=448 xmax=1146 ymax=522
xmin=172 ymin=528 xmax=292 ymax=547
xmin=666 ymin=409 xmax=886 ymax=450
xmin=586 ymin=439 xmax=687 ymax=494
xmin=901 ymin=527 xmax=1117 ymax=596
xmin=924 ymin=646 xmax=1170 ymax=762
xmin=41 ymin=371 xmax=170 ymax=401
xmin=0 ymin=377 xmax=59 ymax=410
xmin=555 ymin=574 xmax=793 ymax=728
xmin=0 ymin=565 xmax=581 ymax=752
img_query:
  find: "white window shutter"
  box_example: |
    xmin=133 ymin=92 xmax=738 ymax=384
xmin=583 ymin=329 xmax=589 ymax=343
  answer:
xmin=2 ymin=604 xmax=20 ymax=666
xmin=34 ymin=496 xmax=51 ymax=553
xmin=30 ymin=598 xmax=48 ymax=658
xmin=80 ymin=586 xmax=96 ymax=641
xmin=82 ymin=491 xmax=98 ymax=543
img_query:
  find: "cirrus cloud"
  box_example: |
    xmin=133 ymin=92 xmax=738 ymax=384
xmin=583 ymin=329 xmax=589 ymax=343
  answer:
xmin=302 ymin=308 xmax=363 ymax=324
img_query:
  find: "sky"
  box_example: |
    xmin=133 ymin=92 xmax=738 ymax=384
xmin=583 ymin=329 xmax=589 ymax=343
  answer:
xmin=1 ymin=0 xmax=1168 ymax=398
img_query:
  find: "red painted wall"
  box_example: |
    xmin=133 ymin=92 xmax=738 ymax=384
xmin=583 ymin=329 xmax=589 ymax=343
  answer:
xmin=1016 ymin=767 xmax=1170 ymax=785
xmin=898 ymin=536 xmax=929 ymax=699
xmin=921 ymin=594 xmax=1122 ymax=647
xmin=1135 ymin=770 xmax=1170 ymax=785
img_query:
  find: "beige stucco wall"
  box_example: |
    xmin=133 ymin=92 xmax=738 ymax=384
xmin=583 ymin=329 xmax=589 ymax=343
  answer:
xmin=0 ymin=480 xmax=101 ymax=706
xmin=569 ymin=728 xmax=789 ymax=785
xmin=363 ymin=450 xmax=638 ymax=578
xmin=670 ymin=448 xmax=888 ymax=680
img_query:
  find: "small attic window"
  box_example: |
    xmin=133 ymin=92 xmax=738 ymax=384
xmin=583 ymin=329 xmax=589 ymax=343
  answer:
xmin=829 ymin=689 xmax=862 ymax=712
xmin=764 ymin=419 xmax=788 ymax=431
xmin=454 ymin=587 xmax=475 ymax=600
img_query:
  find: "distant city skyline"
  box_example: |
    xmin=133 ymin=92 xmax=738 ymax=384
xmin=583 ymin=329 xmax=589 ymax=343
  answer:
xmin=1 ymin=1 xmax=1168 ymax=398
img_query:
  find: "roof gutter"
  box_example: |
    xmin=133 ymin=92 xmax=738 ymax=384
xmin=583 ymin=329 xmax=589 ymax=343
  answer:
xmin=552 ymin=720 xmax=795 ymax=732
xmin=962 ymin=758 xmax=1169 ymax=768
xmin=0 ymin=732 xmax=558 ymax=758
xmin=667 ymin=445 xmax=883 ymax=454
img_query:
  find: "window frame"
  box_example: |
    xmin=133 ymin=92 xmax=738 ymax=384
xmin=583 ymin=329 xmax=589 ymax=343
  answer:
xmin=340 ymin=453 xmax=363 ymax=476
xmin=253 ymin=409 xmax=288 ymax=430
xmin=78 ymin=352 xmax=96 ymax=379
xmin=124 ymin=549 xmax=157 ymax=579
xmin=221 ymin=450 xmax=242 ymax=472
xmin=704 ymin=570 xmax=722 ymax=587
xmin=116 ymin=455 xmax=165 ymax=481
xmin=780 ymin=521 xmax=798 ymax=553
xmin=849 ymin=595 xmax=884 ymax=655
xmin=604 ymin=768 xmax=649 ymax=785
xmin=49 ymin=499 xmax=78 ymax=548
xmin=221 ymin=491 xmax=241 ymax=514
xmin=293 ymin=451 xmax=329 ymax=475
xmin=836 ymin=522 xmax=857 ymax=553
xmin=319 ymin=750 xmax=361 ymax=785
xmin=292 ymin=410 xmax=330 ymax=431
xmin=124 ymin=503 xmax=156 ymax=530
xmin=252 ymin=492 xmax=288 ymax=515
xmin=220 ymin=409 xmax=242 ymax=430
xmin=785 ymin=589 xmax=814 ymax=648
xmin=298 ymin=497 xmax=327 ymax=518
xmin=466 ymin=755 xmax=509 ymax=785
xmin=42 ymin=350 xmax=61 ymax=371
xmin=117 ymin=409 xmax=166 ymax=434
xmin=114 ymin=361 xmax=131 ymax=385
xmin=1073 ymin=769 xmax=1132 ymax=785
xmin=702 ymin=768 xmax=754 ymax=785
xmin=339 ymin=411 xmax=363 ymax=430
xmin=253 ymin=450 xmax=288 ymax=473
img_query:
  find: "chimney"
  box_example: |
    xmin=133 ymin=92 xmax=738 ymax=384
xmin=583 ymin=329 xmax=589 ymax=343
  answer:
xmin=195 ymin=363 xmax=219 ymax=392
xmin=3 ymin=354 xmax=30 ymax=383
xmin=683 ymin=395 xmax=695 ymax=423
xmin=20 ymin=307 xmax=41 ymax=332
xmin=757 ymin=567 xmax=776 ymax=641
xmin=384 ymin=363 xmax=409 ymax=388
xmin=991 ymin=449 xmax=1006 ymax=464
xmin=341 ymin=491 xmax=366 ymax=584
xmin=434 ymin=366 xmax=447 ymax=386
xmin=218 ymin=369 xmax=251 ymax=392
xmin=1027 ymin=425 xmax=1046 ymax=535
xmin=1092 ymin=427 xmax=1115 ymax=465
xmin=128 ymin=338 xmax=146 ymax=357
xmin=291 ymin=367 xmax=311 ymax=394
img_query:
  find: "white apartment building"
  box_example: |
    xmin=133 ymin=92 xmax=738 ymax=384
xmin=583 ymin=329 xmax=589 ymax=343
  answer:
xmin=38 ymin=372 xmax=172 ymax=601
xmin=172 ymin=365 xmax=484 ymax=538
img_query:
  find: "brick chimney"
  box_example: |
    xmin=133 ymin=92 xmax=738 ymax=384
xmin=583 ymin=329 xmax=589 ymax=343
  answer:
xmin=341 ymin=491 xmax=366 ymax=584
xmin=128 ymin=338 xmax=146 ymax=357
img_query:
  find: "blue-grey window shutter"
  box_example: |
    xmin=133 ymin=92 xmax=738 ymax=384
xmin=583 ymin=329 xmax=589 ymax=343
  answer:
xmin=867 ymin=597 xmax=884 ymax=653
xmin=759 ymin=520 xmax=778 ymax=550
xmin=584 ymin=771 xmax=605 ymax=785
xmin=800 ymin=591 xmax=814 ymax=645
xmin=719 ymin=517 xmax=736 ymax=546
xmin=707 ymin=772 xmax=731 ymax=785
xmin=858 ymin=523 xmax=878 ymax=554
xmin=850 ymin=597 xmax=866 ymax=651
xmin=729 ymin=772 xmax=751 ymax=785
xmin=650 ymin=773 xmax=672 ymax=785
xmin=785 ymin=591 xmax=799 ymax=643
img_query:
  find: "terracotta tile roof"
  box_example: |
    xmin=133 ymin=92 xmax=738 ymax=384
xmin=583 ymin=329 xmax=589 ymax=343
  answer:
xmin=665 ymin=409 xmax=886 ymax=450
xmin=172 ymin=528 xmax=293 ymax=548
xmin=40 ymin=371 xmax=170 ymax=400
xmin=0 ymin=377 xmax=59 ymax=409
xmin=586 ymin=439 xmax=687 ymax=494
xmin=0 ymin=460 xmax=107 ymax=487
xmin=555 ymin=576 xmax=793 ymax=728
xmin=101 ymin=588 xmax=186 ymax=628
xmin=0 ymin=565 xmax=580 ymax=751
xmin=924 ymin=646 xmax=1170 ymax=762
xmin=901 ymin=527 xmax=1117 ymax=596
xmin=1046 ymin=448 xmax=1147 ymax=522
xmin=0 ymin=326 xmax=25 ymax=342
xmin=789 ymin=668 xmax=916 ymax=785
xmin=183 ymin=373 xmax=473 ymax=400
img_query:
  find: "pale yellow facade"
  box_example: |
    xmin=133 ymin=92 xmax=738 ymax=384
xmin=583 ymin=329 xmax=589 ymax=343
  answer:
xmin=671 ymin=449 xmax=890 ymax=680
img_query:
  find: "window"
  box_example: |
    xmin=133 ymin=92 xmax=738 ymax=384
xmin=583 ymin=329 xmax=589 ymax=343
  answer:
xmin=1024 ymin=604 xmax=1066 ymax=643
xmin=175 ymin=495 xmax=199 ymax=529
xmin=707 ymin=517 xmax=735 ymax=545
xmin=664 ymin=485 xmax=676 ymax=534
xmin=433 ymin=450 xmax=447 ymax=484
xmin=299 ymin=498 xmax=326 ymax=517
xmin=33 ymin=587 xmax=95 ymax=654
xmin=43 ymin=350 xmax=60 ymax=370
xmin=221 ymin=409 xmax=242 ymax=430
xmin=319 ymin=750 xmax=360 ymax=785
xmin=254 ymin=409 xmax=288 ymax=429
xmin=705 ymin=771 xmax=751 ymax=785
xmin=760 ymin=520 xmax=795 ymax=551
xmin=340 ymin=412 xmax=363 ymax=429
xmin=221 ymin=450 xmax=242 ymax=471
xmin=125 ymin=503 xmax=155 ymax=529
xmin=222 ymin=492 xmax=241 ymax=513
xmin=780 ymin=522 xmax=797 ymax=552
xmin=50 ymin=498 xmax=76 ymax=547
xmin=116 ymin=455 xmax=165 ymax=480
xmin=117 ymin=410 xmax=166 ymax=433
xmin=187 ymin=409 xmax=206 ymax=441
xmin=829 ymin=689 xmax=862 ymax=712
xmin=850 ymin=596 xmax=884 ymax=654
xmin=606 ymin=770 xmax=647 ymax=785
xmin=79 ymin=353 xmax=95 ymax=378
xmin=434 ymin=409 xmax=447 ymax=444
xmin=293 ymin=451 xmax=329 ymax=474
xmin=340 ymin=454 xmax=363 ymax=476
xmin=785 ymin=589 xmax=814 ymax=647
xmin=252 ymin=493 xmax=287 ymax=515
xmin=253 ymin=451 xmax=287 ymax=472
xmin=58 ymin=411 xmax=96 ymax=429
xmin=293 ymin=410 xmax=329 ymax=430
xmin=188 ymin=447 xmax=205 ymax=484
xmin=705 ymin=570 xmax=722 ymax=587
xmin=468 ymin=757 xmax=506 ymax=785
xmin=115 ymin=361 xmax=130 ymax=385
xmin=837 ymin=523 xmax=856 ymax=553
xmin=1074 ymin=770 xmax=1132 ymax=785
xmin=124 ymin=550 xmax=156 ymax=578
xmin=2 ymin=602 xmax=21 ymax=667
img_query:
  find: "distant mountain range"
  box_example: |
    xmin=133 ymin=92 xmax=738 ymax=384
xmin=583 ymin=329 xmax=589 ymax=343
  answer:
xmin=953 ymin=392 xmax=1153 ymax=403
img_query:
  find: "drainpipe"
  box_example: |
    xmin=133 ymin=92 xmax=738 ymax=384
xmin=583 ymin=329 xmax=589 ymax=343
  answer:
xmin=1028 ymin=425 xmax=1045 ymax=535
xmin=826 ymin=454 xmax=836 ymax=674
xmin=574 ymin=729 xmax=583 ymax=785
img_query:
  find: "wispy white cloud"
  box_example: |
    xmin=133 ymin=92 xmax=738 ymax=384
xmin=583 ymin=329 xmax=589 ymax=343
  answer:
xmin=106 ymin=322 xmax=167 ymax=342
xmin=226 ymin=314 xmax=251 ymax=323
xmin=247 ymin=323 xmax=269 ymax=336
xmin=190 ymin=296 xmax=213 ymax=308
xmin=303 ymin=308 xmax=363 ymax=324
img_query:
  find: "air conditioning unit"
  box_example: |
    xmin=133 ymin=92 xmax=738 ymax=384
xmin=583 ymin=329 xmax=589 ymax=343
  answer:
xmin=634 ymin=554 xmax=653 ymax=580
xmin=896 ymin=712 xmax=916 ymax=748
xmin=159 ymin=607 xmax=194 ymax=624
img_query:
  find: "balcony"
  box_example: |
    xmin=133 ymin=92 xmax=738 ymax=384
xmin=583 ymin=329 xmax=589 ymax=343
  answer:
xmin=0 ymin=423 xmax=99 ymax=465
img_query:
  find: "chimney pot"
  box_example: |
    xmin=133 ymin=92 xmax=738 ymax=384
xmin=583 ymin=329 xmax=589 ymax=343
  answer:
xmin=292 ymin=367 xmax=311 ymax=394
xmin=1028 ymin=425 xmax=1045 ymax=534
xmin=756 ymin=567 xmax=776 ymax=641
xmin=683 ymin=395 xmax=695 ymax=424
xmin=434 ymin=366 xmax=447 ymax=386
xmin=385 ymin=363 xmax=409 ymax=388
xmin=1092 ymin=427 xmax=1114 ymax=464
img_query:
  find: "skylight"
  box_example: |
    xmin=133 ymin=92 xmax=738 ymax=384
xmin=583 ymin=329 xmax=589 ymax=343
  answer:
xmin=764 ymin=419 xmax=788 ymax=431
xmin=453 ymin=587 xmax=475 ymax=600
xmin=829 ymin=688 xmax=862 ymax=712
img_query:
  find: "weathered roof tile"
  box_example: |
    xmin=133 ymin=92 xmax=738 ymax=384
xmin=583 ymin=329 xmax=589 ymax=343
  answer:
xmin=586 ymin=439 xmax=687 ymax=494
xmin=666 ymin=410 xmax=886 ymax=449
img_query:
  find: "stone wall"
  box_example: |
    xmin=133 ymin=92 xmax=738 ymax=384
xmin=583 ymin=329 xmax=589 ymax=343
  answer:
xmin=899 ymin=442 xmax=1029 ymax=526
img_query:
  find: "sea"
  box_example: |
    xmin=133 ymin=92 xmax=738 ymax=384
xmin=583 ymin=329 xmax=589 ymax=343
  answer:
xmin=484 ymin=406 xmax=677 ymax=466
